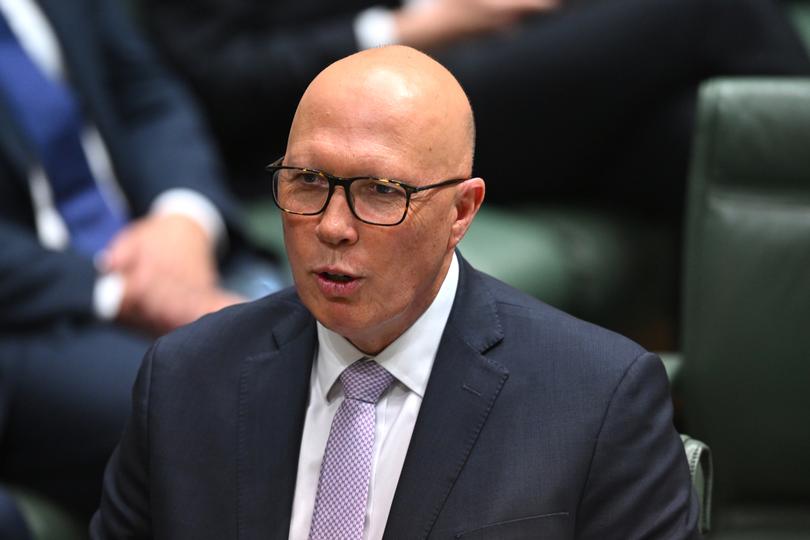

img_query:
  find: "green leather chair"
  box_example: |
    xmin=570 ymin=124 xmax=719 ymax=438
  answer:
xmin=680 ymin=77 xmax=810 ymax=538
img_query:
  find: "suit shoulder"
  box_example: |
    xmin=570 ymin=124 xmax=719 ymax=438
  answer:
xmin=152 ymin=287 xmax=312 ymax=366
xmin=475 ymin=269 xmax=649 ymax=370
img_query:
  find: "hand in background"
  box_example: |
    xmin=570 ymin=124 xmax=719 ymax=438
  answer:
xmin=103 ymin=213 xmax=218 ymax=292
xmin=117 ymin=279 xmax=245 ymax=337
xmin=395 ymin=0 xmax=560 ymax=50
xmin=102 ymin=213 xmax=241 ymax=336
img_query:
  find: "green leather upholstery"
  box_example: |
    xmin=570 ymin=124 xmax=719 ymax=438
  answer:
xmin=681 ymin=78 xmax=810 ymax=536
xmin=459 ymin=204 xmax=677 ymax=334
xmin=786 ymin=0 xmax=810 ymax=55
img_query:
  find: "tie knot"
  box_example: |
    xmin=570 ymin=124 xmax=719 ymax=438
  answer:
xmin=339 ymin=359 xmax=394 ymax=403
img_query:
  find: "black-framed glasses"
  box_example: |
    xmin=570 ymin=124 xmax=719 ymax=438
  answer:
xmin=266 ymin=158 xmax=468 ymax=226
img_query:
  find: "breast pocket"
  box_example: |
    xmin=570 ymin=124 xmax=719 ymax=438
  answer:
xmin=455 ymin=512 xmax=571 ymax=539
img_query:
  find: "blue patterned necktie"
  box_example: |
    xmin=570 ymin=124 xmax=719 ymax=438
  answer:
xmin=0 ymin=12 xmax=124 ymax=256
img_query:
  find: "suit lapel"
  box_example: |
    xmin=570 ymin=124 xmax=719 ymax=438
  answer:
xmin=0 ymin=0 xmax=110 ymax=188
xmin=236 ymin=307 xmax=316 ymax=540
xmin=0 ymin=100 xmax=32 ymax=181
xmin=0 ymin=3 xmax=41 ymax=183
xmin=36 ymin=0 xmax=120 ymax=161
xmin=384 ymin=257 xmax=509 ymax=539
xmin=36 ymin=0 xmax=107 ymax=117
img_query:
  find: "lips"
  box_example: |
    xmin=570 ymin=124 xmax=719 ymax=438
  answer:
xmin=313 ymin=267 xmax=363 ymax=297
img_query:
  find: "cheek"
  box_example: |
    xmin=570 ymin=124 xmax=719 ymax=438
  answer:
xmin=409 ymin=212 xmax=452 ymax=266
xmin=376 ymin=231 xmax=440 ymax=299
xmin=282 ymin=219 xmax=314 ymax=283
xmin=358 ymin=239 xmax=417 ymax=311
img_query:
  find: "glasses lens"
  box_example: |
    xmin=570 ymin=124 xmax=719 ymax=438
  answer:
xmin=350 ymin=178 xmax=408 ymax=225
xmin=273 ymin=168 xmax=329 ymax=214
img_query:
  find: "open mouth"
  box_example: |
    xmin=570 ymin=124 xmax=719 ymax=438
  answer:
xmin=320 ymin=272 xmax=355 ymax=283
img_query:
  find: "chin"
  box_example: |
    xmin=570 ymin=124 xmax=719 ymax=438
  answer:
xmin=309 ymin=301 xmax=363 ymax=333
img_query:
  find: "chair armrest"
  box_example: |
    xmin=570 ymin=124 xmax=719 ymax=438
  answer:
xmin=680 ymin=434 xmax=713 ymax=534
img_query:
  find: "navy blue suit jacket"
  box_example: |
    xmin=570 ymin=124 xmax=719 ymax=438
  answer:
xmin=92 ymin=256 xmax=699 ymax=539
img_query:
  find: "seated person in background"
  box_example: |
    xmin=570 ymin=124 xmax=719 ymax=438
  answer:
xmin=143 ymin=0 xmax=810 ymax=211
xmin=92 ymin=46 xmax=699 ymax=539
xmin=0 ymin=0 xmax=282 ymax=521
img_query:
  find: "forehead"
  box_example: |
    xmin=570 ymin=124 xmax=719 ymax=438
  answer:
xmin=287 ymin=102 xmax=434 ymax=183
xmin=286 ymin=60 xmax=470 ymax=183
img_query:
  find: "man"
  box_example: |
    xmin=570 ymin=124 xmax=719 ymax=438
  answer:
xmin=0 ymin=0 xmax=280 ymax=518
xmin=92 ymin=46 xmax=699 ymax=539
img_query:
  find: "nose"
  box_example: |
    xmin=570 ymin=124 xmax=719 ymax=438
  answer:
xmin=315 ymin=186 xmax=359 ymax=246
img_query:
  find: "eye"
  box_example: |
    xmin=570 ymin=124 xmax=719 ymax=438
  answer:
xmin=290 ymin=170 xmax=327 ymax=188
xmin=299 ymin=171 xmax=320 ymax=184
xmin=371 ymin=181 xmax=397 ymax=195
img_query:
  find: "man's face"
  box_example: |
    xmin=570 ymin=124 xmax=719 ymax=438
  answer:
xmin=281 ymin=96 xmax=462 ymax=354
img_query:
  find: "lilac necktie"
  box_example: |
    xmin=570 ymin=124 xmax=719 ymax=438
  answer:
xmin=308 ymin=359 xmax=395 ymax=540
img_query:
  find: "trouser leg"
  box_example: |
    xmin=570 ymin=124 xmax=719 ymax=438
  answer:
xmin=0 ymin=323 xmax=149 ymax=519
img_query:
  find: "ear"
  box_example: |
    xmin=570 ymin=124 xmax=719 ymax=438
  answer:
xmin=448 ymin=177 xmax=485 ymax=251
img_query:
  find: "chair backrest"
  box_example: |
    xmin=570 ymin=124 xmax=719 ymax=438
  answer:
xmin=682 ymin=78 xmax=810 ymax=504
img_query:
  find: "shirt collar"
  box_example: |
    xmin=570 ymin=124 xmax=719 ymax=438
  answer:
xmin=315 ymin=252 xmax=460 ymax=401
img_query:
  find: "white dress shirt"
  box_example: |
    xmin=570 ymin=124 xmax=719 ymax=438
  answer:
xmin=0 ymin=0 xmax=225 ymax=319
xmin=288 ymin=253 xmax=460 ymax=540
xmin=353 ymin=0 xmax=431 ymax=49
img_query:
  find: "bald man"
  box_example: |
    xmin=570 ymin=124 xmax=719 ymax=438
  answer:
xmin=91 ymin=46 xmax=699 ymax=539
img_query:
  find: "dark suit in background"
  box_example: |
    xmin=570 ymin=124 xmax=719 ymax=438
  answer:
xmin=0 ymin=0 xmax=265 ymax=517
xmin=143 ymin=0 xmax=810 ymax=211
xmin=91 ymin=257 xmax=699 ymax=539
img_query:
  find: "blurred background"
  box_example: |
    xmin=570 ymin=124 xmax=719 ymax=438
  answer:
xmin=1 ymin=0 xmax=809 ymax=537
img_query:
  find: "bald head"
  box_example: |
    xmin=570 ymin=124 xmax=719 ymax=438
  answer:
xmin=280 ymin=47 xmax=486 ymax=354
xmin=287 ymin=46 xmax=475 ymax=180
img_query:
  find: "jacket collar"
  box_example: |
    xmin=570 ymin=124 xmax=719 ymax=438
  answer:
xmin=383 ymin=254 xmax=509 ymax=539
xmin=235 ymin=294 xmax=316 ymax=540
